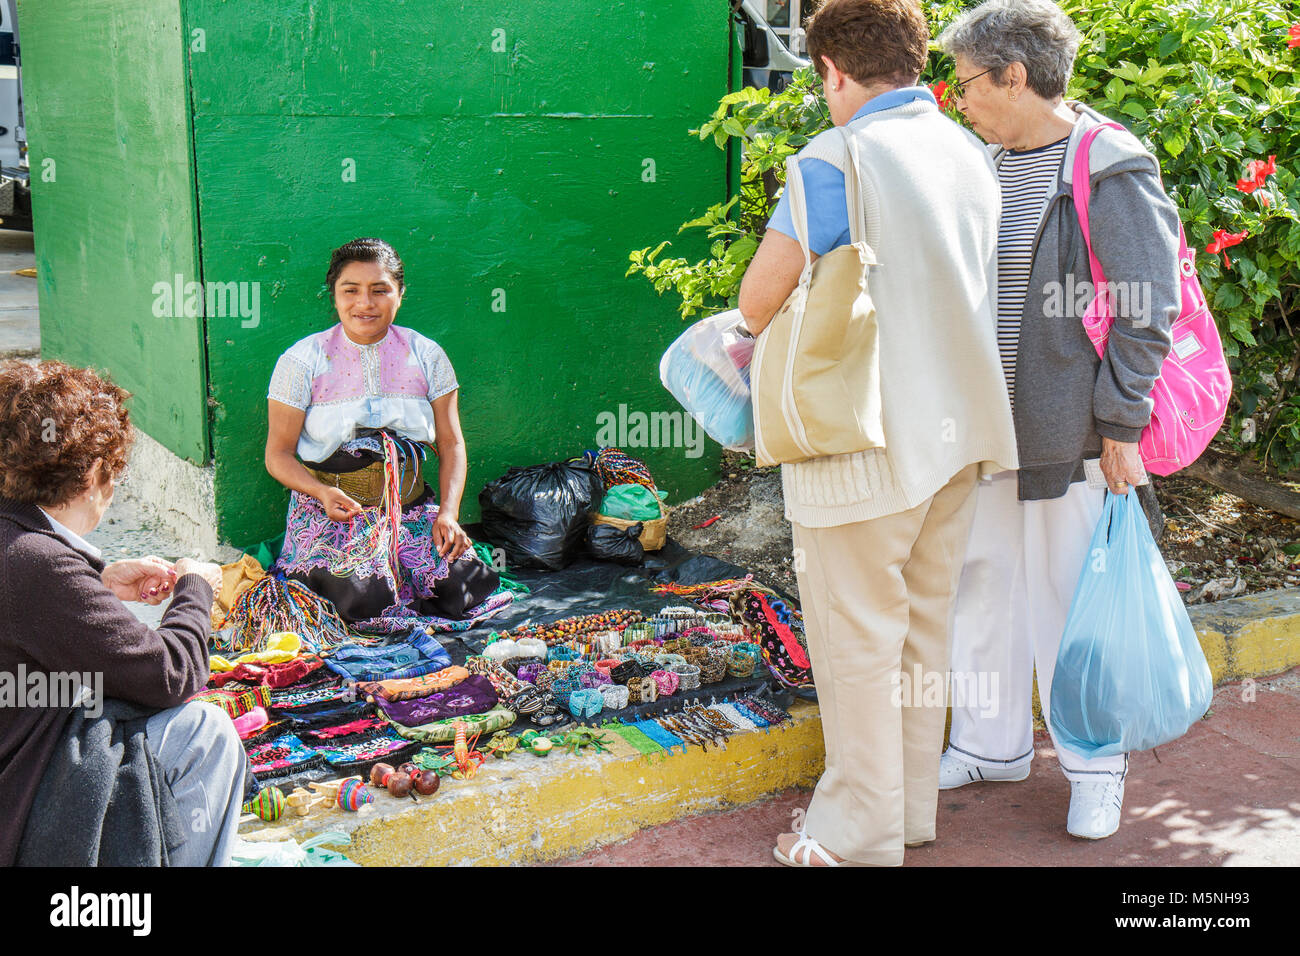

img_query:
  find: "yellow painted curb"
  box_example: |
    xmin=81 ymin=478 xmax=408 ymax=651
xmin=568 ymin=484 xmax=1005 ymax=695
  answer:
xmin=240 ymin=700 xmax=825 ymax=866
xmin=1188 ymin=588 xmax=1300 ymax=684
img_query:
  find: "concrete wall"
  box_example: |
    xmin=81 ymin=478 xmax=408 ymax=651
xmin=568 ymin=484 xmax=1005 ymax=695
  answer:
xmin=22 ymin=0 xmax=732 ymax=548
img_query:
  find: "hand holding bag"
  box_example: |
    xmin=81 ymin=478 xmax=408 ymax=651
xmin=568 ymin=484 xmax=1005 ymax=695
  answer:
xmin=750 ymin=127 xmax=885 ymax=467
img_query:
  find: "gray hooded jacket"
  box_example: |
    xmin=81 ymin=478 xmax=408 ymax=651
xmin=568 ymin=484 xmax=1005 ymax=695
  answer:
xmin=993 ymin=102 xmax=1180 ymax=501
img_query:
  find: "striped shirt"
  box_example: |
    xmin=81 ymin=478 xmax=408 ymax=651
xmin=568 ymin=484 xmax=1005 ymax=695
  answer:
xmin=996 ymin=136 xmax=1070 ymax=406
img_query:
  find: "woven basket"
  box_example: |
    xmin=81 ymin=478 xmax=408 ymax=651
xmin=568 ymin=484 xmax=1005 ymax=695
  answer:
xmin=592 ymin=507 xmax=668 ymax=551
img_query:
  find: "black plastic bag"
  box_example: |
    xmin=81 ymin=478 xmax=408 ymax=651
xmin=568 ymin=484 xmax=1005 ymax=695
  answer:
xmin=586 ymin=522 xmax=645 ymax=566
xmin=478 ymin=457 xmax=605 ymax=570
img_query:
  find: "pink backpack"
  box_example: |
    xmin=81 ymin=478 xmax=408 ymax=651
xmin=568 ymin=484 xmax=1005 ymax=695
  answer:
xmin=1073 ymin=122 xmax=1232 ymax=475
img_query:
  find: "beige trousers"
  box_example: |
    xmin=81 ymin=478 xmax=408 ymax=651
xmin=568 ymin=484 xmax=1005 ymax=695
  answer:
xmin=792 ymin=465 xmax=979 ymax=865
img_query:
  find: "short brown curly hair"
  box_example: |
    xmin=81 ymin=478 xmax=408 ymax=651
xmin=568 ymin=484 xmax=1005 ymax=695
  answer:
xmin=0 ymin=360 xmax=133 ymax=507
xmin=807 ymin=0 xmax=930 ymax=87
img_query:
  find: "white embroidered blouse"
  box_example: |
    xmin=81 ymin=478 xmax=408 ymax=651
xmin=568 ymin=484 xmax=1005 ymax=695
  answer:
xmin=267 ymin=323 xmax=458 ymax=463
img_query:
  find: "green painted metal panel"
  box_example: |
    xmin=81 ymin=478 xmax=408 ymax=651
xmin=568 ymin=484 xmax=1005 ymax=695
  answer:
xmin=185 ymin=1 xmax=731 ymax=547
xmin=17 ymin=0 xmax=208 ymax=462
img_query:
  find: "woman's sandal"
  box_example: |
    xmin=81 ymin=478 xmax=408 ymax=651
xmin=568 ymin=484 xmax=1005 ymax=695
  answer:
xmin=772 ymin=827 xmax=843 ymax=867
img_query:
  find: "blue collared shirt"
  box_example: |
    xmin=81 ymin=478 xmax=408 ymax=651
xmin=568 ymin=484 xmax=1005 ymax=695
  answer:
xmin=766 ymin=85 xmax=938 ymax=254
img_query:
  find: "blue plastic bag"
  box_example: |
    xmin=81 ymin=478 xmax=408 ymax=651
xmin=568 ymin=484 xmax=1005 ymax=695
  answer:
xmin=659 ymin=309 xmax=754 ymax=451
xmin=1050 ymin=490 xmax=1213 ymax=759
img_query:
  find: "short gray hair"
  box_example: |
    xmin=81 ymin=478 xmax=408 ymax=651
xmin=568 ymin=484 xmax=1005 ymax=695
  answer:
xmin=939 ymin=0 xmax=1081 ymax=100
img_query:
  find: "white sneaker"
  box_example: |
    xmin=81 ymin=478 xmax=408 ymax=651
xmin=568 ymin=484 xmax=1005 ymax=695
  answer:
xmin=938 ymin=750 xmax=1030 ymax=790
xmin=1067 ymin=774 xmax=1126 ymax=839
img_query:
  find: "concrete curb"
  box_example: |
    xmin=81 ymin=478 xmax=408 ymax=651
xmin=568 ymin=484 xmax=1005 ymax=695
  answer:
xmin=1188 ymin=588 xmax=1300 ymax=683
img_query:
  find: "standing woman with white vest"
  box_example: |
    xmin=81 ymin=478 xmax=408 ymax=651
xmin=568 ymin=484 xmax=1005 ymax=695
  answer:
xmin=937 ymin=0 xmax=1179 ymax=840
xmin=738 ymin=0 xmax=1018 ymax=866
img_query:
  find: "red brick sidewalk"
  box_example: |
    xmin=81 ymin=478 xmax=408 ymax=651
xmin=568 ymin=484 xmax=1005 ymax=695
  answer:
xmin=559 ymin=669 xmax=1300 ymax=867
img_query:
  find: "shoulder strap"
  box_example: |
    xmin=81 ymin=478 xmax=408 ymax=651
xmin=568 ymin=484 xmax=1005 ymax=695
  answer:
xmin=1071 ymin=121 xmax=1125 ymax=286
xmin=783 ymin=126 xmax=872 ymax=266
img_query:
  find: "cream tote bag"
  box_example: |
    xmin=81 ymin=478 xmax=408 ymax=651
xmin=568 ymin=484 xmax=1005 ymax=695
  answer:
xmin=750 ymin=127 xmax=885 ymax=467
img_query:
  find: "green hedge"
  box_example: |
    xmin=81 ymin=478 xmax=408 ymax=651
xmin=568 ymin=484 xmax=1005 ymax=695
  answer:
xmin=628 ymin=0 xmax=1300 ymax=472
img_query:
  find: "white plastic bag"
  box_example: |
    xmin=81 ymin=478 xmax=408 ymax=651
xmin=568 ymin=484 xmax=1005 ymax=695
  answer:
xmin=659 ymin=308 xmax=754 ymax=451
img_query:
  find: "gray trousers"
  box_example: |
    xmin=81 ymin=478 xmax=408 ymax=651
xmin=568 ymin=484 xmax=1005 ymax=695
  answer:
xmin=145 ymin=700 xmax=247 ymax=866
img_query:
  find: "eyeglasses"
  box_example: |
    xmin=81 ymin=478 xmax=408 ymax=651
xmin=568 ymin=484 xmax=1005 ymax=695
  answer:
xmin=951 ymin=66 xmax=996 ymax=100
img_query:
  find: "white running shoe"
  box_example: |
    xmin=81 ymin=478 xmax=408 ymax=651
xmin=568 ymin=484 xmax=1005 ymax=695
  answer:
xmin=938 ymin=750 xmax=1030 ymax=790
xmin=1066 ymin=774 xmax=1126 ymax=839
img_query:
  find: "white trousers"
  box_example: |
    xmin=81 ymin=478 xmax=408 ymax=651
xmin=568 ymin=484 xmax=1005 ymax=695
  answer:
xmin=948 ymin=470 xmax=1127 ymax=780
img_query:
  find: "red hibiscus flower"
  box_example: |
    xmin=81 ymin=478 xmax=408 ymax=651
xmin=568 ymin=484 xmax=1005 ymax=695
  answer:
xmin=931 ymin=80 xmax=956 ymax=111
xmin=1236 ymin=155 xmax=1278 ymax=206
xmin=1289 ymin=24 xmax=1300 ymax=48
xmin=1206 ymin=228 xmax=1249 ymax=268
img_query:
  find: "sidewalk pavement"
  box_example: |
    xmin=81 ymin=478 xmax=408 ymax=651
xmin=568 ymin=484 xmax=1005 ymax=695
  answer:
xmin=558 ymin=667 xmax=1300 ymax=867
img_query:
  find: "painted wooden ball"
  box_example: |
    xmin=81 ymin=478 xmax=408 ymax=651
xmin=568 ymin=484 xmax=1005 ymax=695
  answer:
xmin=370 ymin=762 xmax=395 ymax=787
xmin=387 ymin=772 xmax=413 ymax=798
xmin=414 ymin=770 xmax=441 ymax=795
xmin=398 ymin=762 xmax=419 ymax=778
xmin=337 ymin=778 xmax=373 ymax=812
xmin=246 ymin=786 xmax=286 ymax=822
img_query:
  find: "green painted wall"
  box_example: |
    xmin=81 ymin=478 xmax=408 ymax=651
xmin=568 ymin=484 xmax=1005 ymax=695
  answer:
xmin=186 ymin=1 xmax=732 ymax=547
xmin=20 ymin=0 xmax=732 ymax=548
xmin=17 ymin=0 xmax=208 ymax=462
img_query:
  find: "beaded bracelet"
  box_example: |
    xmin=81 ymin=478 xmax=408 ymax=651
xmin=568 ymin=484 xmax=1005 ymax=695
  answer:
xmin=626 ymin=676 xmax=658 ymax=704
xmin=516 ymin=637 xmax=549 ymax=659
xmin=579 ymin=669 xmax=612 ymax=689
xmin=653 ymin=653 xmax=686 ymax=669
xmin=484 ymin=638 xmax=519 ymax=662
xmin=608 ymin=660 xmax=639 ymax=685
xmin=503 ymin=686 xmax=547 ymax=715
xmin=712 ymin=702 xmax=758 ymax=731
xmin=568 ymin=688 xmax=604 ymax=719
xmin=623 ymin=622 xmax=656 ymax=646
xmin=594 ymin=658 xmax=620 ymax=678
xmin=700 ymin=656 xmax=727 ymax=685
xmin=650 ymin=669 xmax=680 ymax=697
xmin=598 ymin=684 xmax=630 ymax=711
xmin=592 ymin=631 xmax=623 ymax=656
xmin=661 ymin=636 xmax=691 ymax=656
xmin=667 ymin=662 xmax=701 ymax=691
xmin=727 ymin=642 xmax=761 ymax=679
xmin=517 ymin=661 xmax=548 ymax=685
xmin=683 ymin=647 xmax=709 ymax=667
xmin=548 ymin=645 xmax=579 ymax=663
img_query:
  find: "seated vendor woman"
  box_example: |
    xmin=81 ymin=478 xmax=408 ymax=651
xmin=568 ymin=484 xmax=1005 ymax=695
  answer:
xmin=265 ymin=236 xmax=509 ymax=634
xmin=0 ymin=360 xmax=245 ymax=866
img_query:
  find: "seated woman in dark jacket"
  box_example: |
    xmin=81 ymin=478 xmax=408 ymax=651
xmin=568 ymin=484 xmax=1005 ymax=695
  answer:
xmin=0 ymin=360 xmax=245 ymax=866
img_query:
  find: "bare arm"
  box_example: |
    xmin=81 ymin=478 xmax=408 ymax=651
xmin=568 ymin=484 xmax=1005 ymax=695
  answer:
xmin=431 ymin=389 xmax=471 ymax=559
xmin=265 ymin=399 xmax=361 ymax=521
xmin=737 ymin=228 xmax=813 ymax=336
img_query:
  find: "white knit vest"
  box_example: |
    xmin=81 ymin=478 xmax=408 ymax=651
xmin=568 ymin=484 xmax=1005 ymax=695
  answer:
xmin=780 ymin=101 xmax=1019 ymax=527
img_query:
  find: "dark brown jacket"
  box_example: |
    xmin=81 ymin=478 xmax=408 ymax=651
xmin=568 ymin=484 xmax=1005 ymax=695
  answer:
xmin=0 ymin=497 xmax=214 ymax=866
